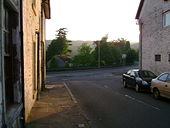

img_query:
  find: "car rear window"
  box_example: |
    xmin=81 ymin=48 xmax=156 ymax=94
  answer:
xmin=139 ymin=71 xmax=156 ymax=78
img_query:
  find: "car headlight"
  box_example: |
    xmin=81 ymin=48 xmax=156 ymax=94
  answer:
xmin=142 ymin=81 xmax=148 ymax=86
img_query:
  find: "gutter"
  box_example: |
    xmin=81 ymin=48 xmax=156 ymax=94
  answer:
xmin=135 ymin=0 xmax=145 ymax=19
xmin=43 ymin=0 xmax=51 ymax=19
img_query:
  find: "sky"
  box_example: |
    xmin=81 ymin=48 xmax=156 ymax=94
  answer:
xmin=46 ymin=0 xmax=141 ymax=42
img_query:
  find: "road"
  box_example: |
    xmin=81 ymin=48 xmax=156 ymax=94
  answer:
xmin=47 ymin=66 xmax=170 ymax=128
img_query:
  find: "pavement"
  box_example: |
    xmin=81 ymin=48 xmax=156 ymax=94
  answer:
xmin=26 ymin=83 xmax=91 ymax=128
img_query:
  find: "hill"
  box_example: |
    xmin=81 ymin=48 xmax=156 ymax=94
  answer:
xmin=130 ymin=42 xmax=139 ymax=50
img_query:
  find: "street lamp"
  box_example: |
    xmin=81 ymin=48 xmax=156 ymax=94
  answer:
xmin=98 ymin=41 xmax=100 ymax=68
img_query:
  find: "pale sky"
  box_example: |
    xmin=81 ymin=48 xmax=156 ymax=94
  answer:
xmin=46 ymin=0 xmax=140 ymax=42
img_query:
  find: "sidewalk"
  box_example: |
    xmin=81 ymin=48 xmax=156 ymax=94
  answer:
xmin=26 ymin=83 xmax=91 ymax=128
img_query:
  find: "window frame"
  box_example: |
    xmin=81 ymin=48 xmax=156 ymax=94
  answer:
xmin=163 ymin=10 xmax=170 ymax=27
xmin=3 ymin=5 xmax=15 ymax=109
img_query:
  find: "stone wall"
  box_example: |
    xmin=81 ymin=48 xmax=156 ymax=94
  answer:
xmin=139 ymin=0 xmax=170 ymax=75
xmin=22 ymin=0 xmax=43 ymax=121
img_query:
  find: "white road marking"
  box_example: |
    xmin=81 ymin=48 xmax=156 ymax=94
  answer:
xmin=103 ymin=85 xmax=108 ymax=88
xmin=114 ymin=92 xmax=160 ymax=111
xmin=124 ymin=94 xmax=160 ymax=111
xmin=64 ymin=82 xmax=78 ymax=104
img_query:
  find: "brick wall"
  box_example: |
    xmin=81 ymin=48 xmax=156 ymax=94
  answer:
xmin=139 ymin=0 xmax=170 ymax=75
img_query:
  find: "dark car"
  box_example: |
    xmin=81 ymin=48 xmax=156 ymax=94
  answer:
xmin=122 ymin=69 xmax=157 ymax=92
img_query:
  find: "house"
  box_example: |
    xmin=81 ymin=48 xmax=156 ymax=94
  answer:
xmin=136 ymin=0 xmax=170 ymax=75
xmin=22 ymin=0 xmax=50 ymax=122
xmin=0 ymin=0 xmax=50 ymax=127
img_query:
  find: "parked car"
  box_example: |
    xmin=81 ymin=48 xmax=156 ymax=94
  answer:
xmin=151 ymin=72 xmax=170 ymax=99
xmin=122 ymin=69 xmax=157 ymax=92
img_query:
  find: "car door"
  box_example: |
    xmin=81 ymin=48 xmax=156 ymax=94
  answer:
xmin=157 ymin=73 xmax=169 ymax=97
xmin=129 ymin=71 xmax=136 ymax=87
xmin=165 ymin=74 xmax=170 ymax=98
xmin=124 ymin=70 xmax=131 ymax=85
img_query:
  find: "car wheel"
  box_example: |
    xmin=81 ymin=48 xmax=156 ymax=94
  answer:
xmin=153 ymin=88 xmax=160 ymax=99
xmin=123 ymin=81 xmax=127 ymax=88
xmin=135 ymin=84 xmax=140 ymax=92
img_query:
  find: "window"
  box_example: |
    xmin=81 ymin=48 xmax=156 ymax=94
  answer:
xmin=166 ymin=74 xmax=170 ymax=83
xmin=4 ymin=5 xmax=14 ymax=109
xmin=139 ymin=71 xmax=156 ymax=78
xmin=127 ymin=70 xmax=131 ymax=75
xmin=155 ymin=55 xmax=161 ymax=61
xmin=3 ymin=4 xmax=19 ymax=110
xmin=168 ymin=54 xmax=170 ymax=62
xmin=158 ymin=73 xmax=168 ymax=82
xmin=163 ymin=11 xmax=170 ymax=27
xmin=130 ymin=71 xmax=135 ymax=77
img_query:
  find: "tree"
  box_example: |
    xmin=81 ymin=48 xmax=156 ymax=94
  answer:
xmin=112 ymin=38 xmax=130 ymax=53
xmin=72 ymin=43 xmax=95 ymax=67
xmin=126 ymin=49 xmax=138 ymax=64
xmin=93 ymin=35 xmax=122 ymax=66
xmin=46 ymin=28 xmax=71 ymax=62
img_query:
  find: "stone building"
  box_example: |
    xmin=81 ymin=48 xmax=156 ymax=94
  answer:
xmin=0 ymin=0 xmax=50 ymax=127
xmin=136 ymin=0 xmax=170 ymax=75
xmin=22 ymin=0 xmax=50 ymax=122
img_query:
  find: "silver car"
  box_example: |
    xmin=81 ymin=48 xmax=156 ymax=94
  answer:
xmin=151 ymin=72 xmax=170 ymax=99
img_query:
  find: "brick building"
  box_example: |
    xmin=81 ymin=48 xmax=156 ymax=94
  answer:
xmin=136 ymin=0 xmax=170 ymax=75
xmin=0 ymin=0 xmax=50 ymax=127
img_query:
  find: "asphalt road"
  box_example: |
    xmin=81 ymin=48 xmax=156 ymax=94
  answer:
xmin=47 ymin=66 xmax=170 ymax=128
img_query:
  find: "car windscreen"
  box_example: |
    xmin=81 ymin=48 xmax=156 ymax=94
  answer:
xmin=138 ymin=71 xmax=156 ymax=78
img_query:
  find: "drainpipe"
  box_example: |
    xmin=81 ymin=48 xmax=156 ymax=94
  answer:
xmin=139 ymin=20 xmax=143 ymax=70
xmin=0 ymin=0 xmax=7 ymax=127
xmin=35 ymin=31 xmax=40 ymax=100
xmin=20 ymin=0 xmax=26 ymax=127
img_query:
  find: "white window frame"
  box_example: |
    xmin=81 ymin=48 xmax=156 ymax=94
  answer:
xmin=163 ymin=11 xmax=170 ymax=27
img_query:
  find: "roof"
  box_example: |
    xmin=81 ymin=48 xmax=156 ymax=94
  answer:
xmin=43 ymin=0 xmax=51 ymax=19
xmin=135 ymin=0 xmax=145 ymax=19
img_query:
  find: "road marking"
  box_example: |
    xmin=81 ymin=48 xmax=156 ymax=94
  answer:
xmin=64 ymin=82 xmax=78 ymax=104
xmin=124 ymin=94 xmax=160 ymax=111
xmin=103 ymin=85 xmax=108 ymax=88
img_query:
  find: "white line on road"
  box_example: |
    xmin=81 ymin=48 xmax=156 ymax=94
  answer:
xmin=103 ymin=85 xmax=109 ymax=88
xmin=64 ymin=82 xmax=78 ymax=104
xmin=124 ymin=94 xmax=160 ymax=111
